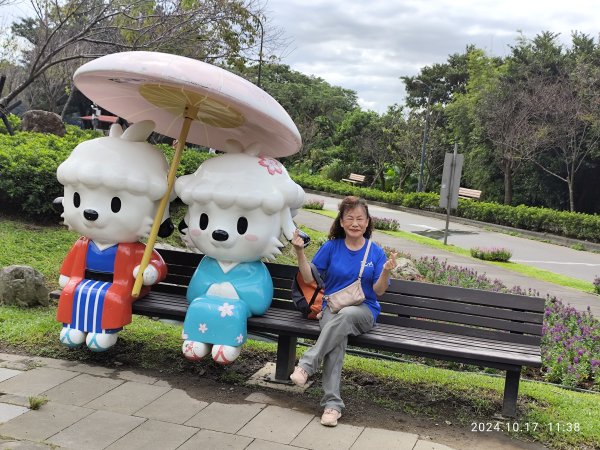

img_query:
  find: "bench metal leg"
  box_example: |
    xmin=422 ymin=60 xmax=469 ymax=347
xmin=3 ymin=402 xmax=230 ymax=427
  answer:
xmin=502 ymin=368 xmax=521 ymax=417
xmin=273 ymin=335 xmax=297 ymax=383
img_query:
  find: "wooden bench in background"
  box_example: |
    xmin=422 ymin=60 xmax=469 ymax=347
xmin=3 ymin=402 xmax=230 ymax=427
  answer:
xmin=458 ymin=187 xmax=482 ymax=200
xmin=50 ymin=247 xmax=544 ymax=417
xmin=341 ymin=173 xmax=366 ymax=185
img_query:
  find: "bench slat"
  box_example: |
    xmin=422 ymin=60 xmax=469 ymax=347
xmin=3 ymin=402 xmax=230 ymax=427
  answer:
xmin=370 ymin=323 xmax=540 ymax=354
xmin=390 ymin=279 xmax=545 ymax=312
xmin=380 ymin=294 xmax=543 ymax=324
xmin=381 ymin=303 xmax=542 ymax=335
xmin=376 ymin=314 xmax=540 ymax=346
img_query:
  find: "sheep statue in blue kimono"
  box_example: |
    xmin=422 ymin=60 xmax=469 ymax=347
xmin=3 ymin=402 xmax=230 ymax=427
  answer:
xmin=175 ymin=142 xmax=304 ymax=364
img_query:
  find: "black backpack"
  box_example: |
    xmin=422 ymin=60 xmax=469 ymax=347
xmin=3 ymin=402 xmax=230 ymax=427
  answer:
xmin=291 ymin=263 xmax=324 ymax=320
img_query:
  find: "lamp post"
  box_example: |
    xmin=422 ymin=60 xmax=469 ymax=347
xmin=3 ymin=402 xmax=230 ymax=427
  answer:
xmin=415 ymin=80 xmax=432 ymax=192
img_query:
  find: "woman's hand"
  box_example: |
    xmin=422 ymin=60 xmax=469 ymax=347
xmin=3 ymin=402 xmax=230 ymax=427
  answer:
xmin=291 ymin=229 xmax=306 ymax=252
xmin=383 ymin=251 xmax=398 ymax=273
xmin=293 ymin=229 xmax=315 ymax=284
xmin=374 ymin=251 xmax=398 ymax=296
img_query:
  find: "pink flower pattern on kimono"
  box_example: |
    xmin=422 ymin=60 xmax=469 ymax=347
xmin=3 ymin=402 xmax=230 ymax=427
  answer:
xmin=258 ymin=157 xmax=283 ymax=175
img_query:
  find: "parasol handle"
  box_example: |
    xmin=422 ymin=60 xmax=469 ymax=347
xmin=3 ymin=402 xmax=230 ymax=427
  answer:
xmin=132 ymin=105 xmax=199 ymax=297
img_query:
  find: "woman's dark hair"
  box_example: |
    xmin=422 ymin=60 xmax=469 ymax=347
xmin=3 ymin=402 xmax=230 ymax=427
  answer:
xmin=328 ymin=196 xmax=373 ymax=239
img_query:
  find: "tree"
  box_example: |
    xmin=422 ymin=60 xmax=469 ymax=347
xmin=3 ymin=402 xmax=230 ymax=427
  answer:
xmin=509 ymin=32 xmax=600 ymax=211
xmin=336 ymin=109 xmax=391 ymax=189
xmin=477 ymin=77 xmax=544 ymax=205
xmin=0 ymin=0 xmax=269 ymax=111
xmin=241 ymin=63 xmax=358 ymax=158
xmin=530 ymin=75 xmax=600 ymax=211
xmin=375 ymin=105 xmax=424 ymax=191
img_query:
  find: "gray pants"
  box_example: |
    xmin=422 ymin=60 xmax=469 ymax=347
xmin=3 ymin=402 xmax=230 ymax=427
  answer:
xmin=298 ymin=304 xmax=375 ymax=412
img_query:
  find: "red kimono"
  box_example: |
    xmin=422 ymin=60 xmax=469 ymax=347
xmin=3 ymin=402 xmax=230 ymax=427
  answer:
xmin=56 ymin=237 xmax=167 ymax=330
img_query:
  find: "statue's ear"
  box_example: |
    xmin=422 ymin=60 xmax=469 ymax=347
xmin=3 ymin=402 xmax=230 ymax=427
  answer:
xmin=158 ymin=218 xmax=174 ymax=238
xmin=53 ymin=196 xmax=64 ymax=213
xmin=178 ymin=218 xmax=188 ymax=235
xmin=108 ymin=123 xmax=124 ymax=138
xmin=121 ymin=120 xmax=155 ymax=141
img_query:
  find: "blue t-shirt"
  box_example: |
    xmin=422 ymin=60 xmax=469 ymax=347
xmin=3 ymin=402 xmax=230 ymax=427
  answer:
xmin=312 ymin=238 xmax=387 ymax=320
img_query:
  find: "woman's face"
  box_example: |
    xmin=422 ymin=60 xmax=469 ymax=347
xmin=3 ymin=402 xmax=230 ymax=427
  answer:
xmin=341 ymin=205 xmax=369 ymax=239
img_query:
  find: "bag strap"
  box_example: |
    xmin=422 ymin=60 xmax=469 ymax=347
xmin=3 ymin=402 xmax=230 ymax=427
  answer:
xmin=358 ymin=239 xmax=372 ymax=279
xmin=307 ymin=285 xmax=321 ymax=308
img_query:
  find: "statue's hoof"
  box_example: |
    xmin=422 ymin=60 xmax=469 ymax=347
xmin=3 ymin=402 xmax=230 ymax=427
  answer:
xmin=182 ymin=340 xmax=211 ymax=361
xmin=60 ymin=327 xmax=85 ymax=348
xmin=86 ymin=332 xmax=118 ymax=352
xmin=211 ymin=344 xmax=241 ymax=365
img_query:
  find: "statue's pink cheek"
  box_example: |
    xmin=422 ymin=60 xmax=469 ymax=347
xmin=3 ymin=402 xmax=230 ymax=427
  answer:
xmin=190 ymin=229 xmax=202 ymax=237
xmin=245 ymin=234 xmax=258 ymax=241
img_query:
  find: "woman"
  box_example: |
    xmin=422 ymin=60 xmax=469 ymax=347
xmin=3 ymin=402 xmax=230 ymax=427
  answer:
xmin=290 ymin=196 xmax=397 ymax=427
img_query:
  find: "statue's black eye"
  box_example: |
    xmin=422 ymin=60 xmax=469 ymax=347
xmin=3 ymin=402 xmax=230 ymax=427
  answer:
xmin=199 ymin=213 xmax=209 ymax=230
xmin=237 ymin=217 xmax=248 ymax=235
xmin=73 ymin=192 xmax=80 ymax=208
xmin=111 ymin=197 xmax=121 ymax=213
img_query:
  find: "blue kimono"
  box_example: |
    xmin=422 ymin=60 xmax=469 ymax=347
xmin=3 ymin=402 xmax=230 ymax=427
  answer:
xmin=183 ymin=256 xmax=273 ymax=346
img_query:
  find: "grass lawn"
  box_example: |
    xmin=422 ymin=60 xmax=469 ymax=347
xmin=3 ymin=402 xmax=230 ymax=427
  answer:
xmin=314 ymin=209 xmax=596 ymax=294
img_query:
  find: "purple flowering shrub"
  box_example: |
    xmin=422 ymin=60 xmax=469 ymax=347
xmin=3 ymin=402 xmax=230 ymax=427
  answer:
xmin=470 ymin=247 xmax=512 ymax=262
xmin=412 ymin=255 xmax=600 ymax=389
xmin=542 ymin=299 xmax=600 ymax=389
xmin=303 ymin=198 xmax=325 ymax=210
xmin=414 ymin=256 xmax=538 ymax=296
xmin=372 ymin=216 xmax=400 ymax=231
xmin=593 ymin=275 xmax=600 ymax=294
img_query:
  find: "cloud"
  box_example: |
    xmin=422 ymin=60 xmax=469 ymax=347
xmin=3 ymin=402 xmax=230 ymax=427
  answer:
xmin=266 ymin=0 xmax=600 ymax=113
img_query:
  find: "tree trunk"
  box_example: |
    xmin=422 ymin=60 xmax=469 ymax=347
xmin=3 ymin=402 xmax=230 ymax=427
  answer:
xmin=61 ymin=86 xmax=77 ymax=119
xmin=568 ymin=179 xmax=575 ymax=212
xmin=379 ymin=170 xmax=386 ymax=191
xmin=503 ymin=160 xmax=513 ymax=205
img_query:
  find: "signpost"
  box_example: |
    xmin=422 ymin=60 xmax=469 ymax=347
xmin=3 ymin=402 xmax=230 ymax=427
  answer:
xmin=439 ymin=143 xmax=464 ymax=245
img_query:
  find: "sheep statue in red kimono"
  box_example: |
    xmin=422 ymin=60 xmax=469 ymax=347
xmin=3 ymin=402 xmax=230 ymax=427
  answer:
xmin=55 ymin=120 xmax=171 ymax=351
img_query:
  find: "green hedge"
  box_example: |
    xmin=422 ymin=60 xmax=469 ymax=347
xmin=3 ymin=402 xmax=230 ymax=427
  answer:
xmin=292 ymin=173 xmax=600 ymax=243
xmin=2 ymin=129 xmax=599 ymax=242
xmin=0 ymin=129 xmax=213 ymax=222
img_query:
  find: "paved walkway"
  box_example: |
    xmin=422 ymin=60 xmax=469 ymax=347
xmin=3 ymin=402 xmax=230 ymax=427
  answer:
xmin=294 ymin=209 xmax=600 ymax=318
xmin=0 ymin=352 xmax=549 ymax=450
xmin=0 ymin=352 xmax=463 ymax=450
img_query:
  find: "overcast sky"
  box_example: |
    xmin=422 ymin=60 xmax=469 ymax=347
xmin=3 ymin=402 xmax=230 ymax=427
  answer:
xmin=2 ymin=0 xmax=599 ymax=114
xmin=266 ymin=0 xmax=600 ymax=113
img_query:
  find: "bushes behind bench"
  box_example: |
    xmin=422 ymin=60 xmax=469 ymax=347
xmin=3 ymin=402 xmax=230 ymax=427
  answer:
xmin=2 ymin=129 xmax=598 ymax=242
xmin=0 ymin=129 xmax=214 ymax=222
xmin=292 ymin=173 xmax=600 ymax=243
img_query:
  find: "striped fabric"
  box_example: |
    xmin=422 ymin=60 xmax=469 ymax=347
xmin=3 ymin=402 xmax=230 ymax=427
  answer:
xmin=71 ymin=279 xmax=111 ymax=333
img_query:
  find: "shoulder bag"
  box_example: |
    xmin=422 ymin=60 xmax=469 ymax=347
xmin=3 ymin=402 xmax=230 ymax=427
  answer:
xmin=325 ymin=239 xmax=372 ymax=313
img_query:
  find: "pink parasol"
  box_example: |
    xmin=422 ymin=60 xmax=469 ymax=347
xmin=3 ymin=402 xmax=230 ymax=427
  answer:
xmin=73 ymin=51 xmax=301 ymax=296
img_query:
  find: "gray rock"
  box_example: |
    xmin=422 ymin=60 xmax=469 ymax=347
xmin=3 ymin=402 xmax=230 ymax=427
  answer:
xmin=20 ymin=110 xmax=66 ymax=137
xmin=0 ymin=265 xmax=49 ymax=307
xmin=391 ymin=257 xmax=421 ymax=280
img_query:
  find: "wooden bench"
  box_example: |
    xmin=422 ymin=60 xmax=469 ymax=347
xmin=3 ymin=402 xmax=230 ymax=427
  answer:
xmin=341 ymin=173 xmax=366 ymax=185
xmin=51 ymin=247 xmax=544 ymax=417
xmin=458 ymin=187 xmax=482 ymax=200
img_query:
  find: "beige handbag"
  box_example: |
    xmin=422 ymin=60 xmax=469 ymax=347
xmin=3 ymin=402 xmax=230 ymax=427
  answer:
xmin=326 ymin=240 xmax=372 ymax=313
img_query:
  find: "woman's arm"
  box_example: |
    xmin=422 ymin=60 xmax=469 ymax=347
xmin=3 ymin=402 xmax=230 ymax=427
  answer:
xmin=373 ymin=251 xmax=397 ymax=296
xmin=292 ymin=229 xmax=314 ymax=284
